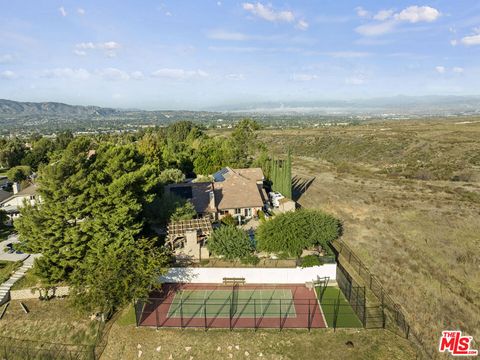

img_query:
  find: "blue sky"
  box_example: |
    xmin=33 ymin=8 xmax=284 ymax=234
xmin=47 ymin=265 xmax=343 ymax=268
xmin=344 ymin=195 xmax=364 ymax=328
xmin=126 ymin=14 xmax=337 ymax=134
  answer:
xmin=1 ymin=1 xmax=480 ymax=109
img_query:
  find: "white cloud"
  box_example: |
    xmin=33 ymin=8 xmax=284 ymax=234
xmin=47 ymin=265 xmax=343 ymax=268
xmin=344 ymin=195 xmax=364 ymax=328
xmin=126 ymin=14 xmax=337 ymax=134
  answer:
xmin=99 ymin=41 xmax=120 ymax=50
xmin=74 ymin=41 xmax=121 ymax=56
xmin=217 ymin=1 xmax=222 ymax=6
xmin=452 ymin=67 xmax=464 ymax=73
xmin=42 ymin=68 xmax=90 ymax=80
xmin=435 ymin=66 xmax=446 ymax=74
xmin=207 ymin=30 xmax=249 ymax=41
xmin=0 ymin=70 xmax=17 ymax=80
xmin=74 ymin=49 xmax=87 ymax=56
xmin=0 ymin=54 xmax=14 ymax=64
xmin=356 ymin=5 xmax=440 ymax=36
xmin=98 ymin=68 xmax=130 ymax=81
xmin=345 ymin=75 xmax=365 ymax=85
xmin=326 ymin=51 xmax=371 ymax=58
xmin=296 ymin=20 xmax=309 ymax=31
xmin=242 ymin=2 xmax=295 ymax=23
xmin=165 ymin=11 xmax=172 ymax=16
xmin=151 ymin=68 xmax=208 ymax=80
xmin=356 ymin=20 xmax=396 ymax=36
xmin=394 ymin=6 xmax=440 ymax=23
xmin=355 ymin=7 xmax=370 ymax=18
xmin=373 ymin=9 xmax=394 ymax=21
xmin=450 ymin=39 xmax=458 ymax=46
xmin=77 ymin=8 xmax=85 ymax=15
xmin=131 ymin=71 xmax=144 ymax=80
xmin=460 ymin=33 xmax=480 ymax=46
xmin=59 ymin=6 xmax=67 ymax=17
xmin=292 ymin=73 xmax=318 ymax=81
xmin=226 ymin=73 xmax=245 ymax=80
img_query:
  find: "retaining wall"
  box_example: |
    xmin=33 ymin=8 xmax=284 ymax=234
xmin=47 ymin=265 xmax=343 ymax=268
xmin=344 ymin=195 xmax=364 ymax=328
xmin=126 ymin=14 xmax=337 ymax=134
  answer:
xmin=160 ymin=264 xmax=336 ymax=284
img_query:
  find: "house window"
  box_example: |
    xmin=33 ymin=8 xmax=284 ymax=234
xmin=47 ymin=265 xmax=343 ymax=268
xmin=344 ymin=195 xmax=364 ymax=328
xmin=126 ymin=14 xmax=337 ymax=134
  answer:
xmin=245 ymin=208 xmax=252 ymax=217
xmin=234 ymin=208 xmax=241 ymax=215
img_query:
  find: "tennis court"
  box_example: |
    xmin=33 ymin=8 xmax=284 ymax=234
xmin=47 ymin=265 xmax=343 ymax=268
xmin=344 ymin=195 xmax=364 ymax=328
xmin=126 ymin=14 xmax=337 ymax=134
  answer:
xmin=167 ymin=288 xmax=296 ymax=318
xmin=137 ymin=283 xmax=326 ymax=330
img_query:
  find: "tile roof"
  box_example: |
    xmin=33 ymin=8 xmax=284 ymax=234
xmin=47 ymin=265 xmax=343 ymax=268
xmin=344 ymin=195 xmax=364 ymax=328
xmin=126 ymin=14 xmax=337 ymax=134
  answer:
xmin=165 ymin=182 xmax=214 ymax=214
xmin=214 ymin=173 xmax=264 ymax=210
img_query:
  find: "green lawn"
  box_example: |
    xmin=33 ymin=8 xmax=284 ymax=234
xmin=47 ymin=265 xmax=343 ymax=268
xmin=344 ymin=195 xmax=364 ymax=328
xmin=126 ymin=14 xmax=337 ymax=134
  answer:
xmin=317 ymin=287 xmax=363 ymax=328
xmin=10 ymin=268 xmax=41 ymax=290
xmin=0 ymin=260 xmax=22 ymax=284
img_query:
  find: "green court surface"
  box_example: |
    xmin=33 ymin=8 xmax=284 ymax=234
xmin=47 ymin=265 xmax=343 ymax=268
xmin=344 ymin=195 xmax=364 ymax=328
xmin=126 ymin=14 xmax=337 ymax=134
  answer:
xmin=317 ymin=287 xmax=363 ymax=328
xmin=167 ymin=288 xmax=296 ymax=318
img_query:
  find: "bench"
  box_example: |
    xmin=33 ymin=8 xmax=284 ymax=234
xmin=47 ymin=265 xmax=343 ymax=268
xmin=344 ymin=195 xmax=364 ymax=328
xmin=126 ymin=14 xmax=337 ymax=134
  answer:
xmin=223 ymin=277 xmax=246 ymax=286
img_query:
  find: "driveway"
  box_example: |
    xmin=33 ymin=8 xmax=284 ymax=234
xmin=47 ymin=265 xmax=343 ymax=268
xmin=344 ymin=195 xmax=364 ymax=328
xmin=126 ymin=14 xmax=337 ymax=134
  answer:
xmin=0 ymin=234 xmax=29 ymax=262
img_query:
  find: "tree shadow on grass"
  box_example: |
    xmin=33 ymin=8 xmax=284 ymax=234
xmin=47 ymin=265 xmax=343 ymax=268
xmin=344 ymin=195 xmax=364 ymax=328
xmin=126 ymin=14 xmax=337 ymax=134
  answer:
xmin=292 ymin=176 xmax=316 ymax=202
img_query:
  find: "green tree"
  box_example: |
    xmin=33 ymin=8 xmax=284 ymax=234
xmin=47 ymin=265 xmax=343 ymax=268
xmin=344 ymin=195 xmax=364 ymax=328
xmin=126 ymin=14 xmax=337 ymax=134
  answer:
xmin=170 ymin=200 xmax=196 ymax=221
xmin=158 ymin=168 xmax=185 ymax=184
xmin=6 ymin=165 xmax=32 ymax=183
xmin=21 ymin=137 xmax=55 ymax=170
xmin=207 ymin=226 xmax=254 ymax=260
xmin=70 ymin=237 xmax=169 ymax=316
xmin=193 ymin=138 xmax=228 ymax=175
xmin=269 ymin=149 xmax=292 ymax=199
xmin=0 ymin=138 xmax=26 ymax=168
xmin=55 ymin=131 xmax=74 ymax=150
xmin=15 ymin=138 xmax=168 ymax=315
xmin=256 ymin=209 xmax=340 ymax=257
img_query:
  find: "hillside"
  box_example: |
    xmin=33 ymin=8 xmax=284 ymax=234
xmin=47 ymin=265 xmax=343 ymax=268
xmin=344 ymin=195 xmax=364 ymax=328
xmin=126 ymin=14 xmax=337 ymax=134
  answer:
xmin=0 ymin=99 xmax=120 ymax=116
xmin=261 ymin=121 xmax=480 ymax=356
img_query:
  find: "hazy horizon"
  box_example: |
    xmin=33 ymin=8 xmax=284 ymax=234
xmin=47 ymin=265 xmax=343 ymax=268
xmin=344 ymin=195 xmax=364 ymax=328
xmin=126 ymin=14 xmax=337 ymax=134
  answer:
xmin=1 ymin=1 xmax=480 ymax=109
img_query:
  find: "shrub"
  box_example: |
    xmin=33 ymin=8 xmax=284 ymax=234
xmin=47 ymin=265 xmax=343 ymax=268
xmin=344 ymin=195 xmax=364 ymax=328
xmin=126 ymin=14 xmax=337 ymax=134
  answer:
xmin=257 ymin=210 xmax=266 ymax=222
xmin=300 ymin=255 xmax=323 ymax=268
xmin=256 ymin=209 xmax=340 ymax=257
xmin=207 ymin=226 xmax=254 ymax=260
xmin=170 ymin=200 xmax=196 ymax=221
xmin=221 ymin=214 xmax=237 ymax=227
xmin=6 ymin=165 xmax=31 ymax=183
xmin=241 ymin=254 xmax=260 ymax=265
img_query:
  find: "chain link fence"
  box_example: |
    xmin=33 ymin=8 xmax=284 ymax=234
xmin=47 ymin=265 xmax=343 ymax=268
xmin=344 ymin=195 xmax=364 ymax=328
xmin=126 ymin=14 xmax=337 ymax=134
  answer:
xmin=0 ymin=310 xmax=118 ymax=360
xmin=332 ymin=239 xmax=435 ymax=359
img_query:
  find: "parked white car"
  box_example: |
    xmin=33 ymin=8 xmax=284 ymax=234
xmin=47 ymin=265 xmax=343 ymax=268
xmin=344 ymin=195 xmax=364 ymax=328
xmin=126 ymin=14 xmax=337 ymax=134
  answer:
xmin=269 ymin=191 xmax=284 ymax=207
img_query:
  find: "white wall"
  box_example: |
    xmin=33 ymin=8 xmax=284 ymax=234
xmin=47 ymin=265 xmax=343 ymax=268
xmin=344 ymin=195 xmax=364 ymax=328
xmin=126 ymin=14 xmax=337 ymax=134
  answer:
xmin=160 ymin=264 xmax=336 ymax=284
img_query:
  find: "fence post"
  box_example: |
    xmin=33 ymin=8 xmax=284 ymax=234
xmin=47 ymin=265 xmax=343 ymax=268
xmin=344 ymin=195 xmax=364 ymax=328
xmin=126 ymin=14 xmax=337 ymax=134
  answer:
xmin=308 ymin=300 xmax=311 ymax=332
xmin=229 ymin=296 xmax=233 ymax=331
xmin=155 ymin=299 xmax=159 ymax=330
xmin=204 ymin=299 xmax=207 ymax=331
xmin=180 ymin=298 xmax=184 ymax=330
xmin=362 ymin=287 xmax=367 ymax=328
xmin=279 ymin=299 xmax=282 ymax=331
xmin=254 ymin=299 xmax=257 ymax=331
xmin=333 ymin=298 xmax=338 ymax=332
xmin=381 ymin=292 xmax=386 ymax=329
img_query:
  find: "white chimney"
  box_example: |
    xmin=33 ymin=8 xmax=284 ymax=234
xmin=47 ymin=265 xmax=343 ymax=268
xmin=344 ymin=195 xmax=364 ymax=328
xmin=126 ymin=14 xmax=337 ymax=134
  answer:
xmin=13 ymin=182 xmax=21 ymax=194
xmin=209 ymin=190 xmax=216 ymax=211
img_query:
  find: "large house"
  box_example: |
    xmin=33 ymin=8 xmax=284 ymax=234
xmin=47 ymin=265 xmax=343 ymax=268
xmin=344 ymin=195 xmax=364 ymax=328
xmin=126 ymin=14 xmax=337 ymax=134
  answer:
xmin=0 ymin=183 xmax=38 ymax=224
xmin=165 ymin=167 xmax=268 ymax=222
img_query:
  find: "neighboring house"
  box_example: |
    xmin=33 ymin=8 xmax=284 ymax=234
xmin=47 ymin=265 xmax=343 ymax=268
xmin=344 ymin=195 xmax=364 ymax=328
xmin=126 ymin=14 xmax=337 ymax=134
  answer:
xmin=165 ymin=167 xmax=268 ymax=222
xmin=0 ymin=176 xmax=8 ymax=188
xmin=0 ymin=183 xmax=38 ymax=224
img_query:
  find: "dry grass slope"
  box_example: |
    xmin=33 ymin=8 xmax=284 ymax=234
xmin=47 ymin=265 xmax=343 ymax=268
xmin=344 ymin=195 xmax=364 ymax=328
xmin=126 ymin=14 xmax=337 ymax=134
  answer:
xmin=262 ymin=120 xmax=480 ymax=355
